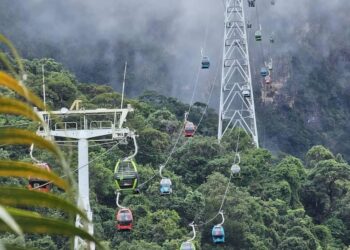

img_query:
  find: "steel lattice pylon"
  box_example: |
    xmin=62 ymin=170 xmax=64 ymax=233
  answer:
xmin=218 ymin=0 xmax=258 ymax=146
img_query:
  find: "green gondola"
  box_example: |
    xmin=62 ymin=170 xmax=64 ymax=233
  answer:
xmin=114 ymin=159 xmax=139 ymax=193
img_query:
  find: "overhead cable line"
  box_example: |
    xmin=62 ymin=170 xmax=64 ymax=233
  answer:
xmin=32 ymin=142 xmax=121 ymax=190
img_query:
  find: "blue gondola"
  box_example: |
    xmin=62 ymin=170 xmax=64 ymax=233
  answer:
xmin=160 ymin=178 xmax=172 ymax=195
xmin=212 ymin=225 xmax=225 ymax=244
xmin=260 ymin=67 xmax=268 ymax=77
xmin=201 ymin=56 xmax=210 ymax=69
xmin=180 ymin=241 xmax=195 ymax=250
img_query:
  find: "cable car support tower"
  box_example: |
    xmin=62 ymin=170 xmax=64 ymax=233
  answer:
xmin=36 ymin=100 xmax=135 ymax=250
xmin=218 ymin=0 xmax=259 ymax=146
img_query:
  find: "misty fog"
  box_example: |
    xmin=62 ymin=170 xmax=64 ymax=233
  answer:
xmin=0 ymin=0 xmax=349 ymax=106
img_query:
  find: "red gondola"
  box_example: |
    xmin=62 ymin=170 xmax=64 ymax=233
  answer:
xmin=265 ymin=75 xmax=272 ymax=84
xmin=184 ymin=121 xmax=196 ymax=137
xmin=116 ymin=208 xmax=133 ymax=231
xmin=28 ymin=162 xmax=52 ymax=192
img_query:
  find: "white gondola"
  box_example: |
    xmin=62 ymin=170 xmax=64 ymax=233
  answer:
xmin=242 ymin=85 xmax=251 ymax=98
xmin=160 ymin=178 xmax=172 ymax=195
xmin=268 ymin=60 xmax=273 ymax=71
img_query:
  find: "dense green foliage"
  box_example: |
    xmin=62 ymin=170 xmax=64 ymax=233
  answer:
xmin=1 ymin=58 xmax=350 ymax=249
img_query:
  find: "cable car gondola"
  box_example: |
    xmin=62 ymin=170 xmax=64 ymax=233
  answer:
xmin=248 ymin=0 xmax=255 ymax=7
xmin=116 ymin=208 xmax=133 ymax=230
xmin=260 ymin=67 xmax=268 ymax=77
xmin=184 ymin=121 xmax=196 ymax=137
xmin=255 ymin=30 xmax=262 ymax=41
xmin=212 ymin=225 xmax=225 ymax=244
xmin=28 ymin=162 xmax=52 ymax=192
xmin=265 ymin=75 xmax=272 ymax=84
xmin=246 ymin=21 xmax=252 ymax=29
xmin=160 ymin=178 xmax=172 ymax=195
xmin=180 ymin=241 xmax=195 ymax=250
xmin=242 ymin=85 xmax=251 ymax=98
xmin=268 ymin=61 xmax=273 ymax=71
xmin=114 ymin=159 xmax=139 ymax=193
xmin=201 ymin=56 xmax=210 ymax=69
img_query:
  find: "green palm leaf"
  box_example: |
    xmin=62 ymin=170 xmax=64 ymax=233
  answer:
xmin=0 ymin=205 xmax=22 ymax=236
xmin=0 ymin=129 xmax=63 ymax=163
xmin=0 ymin=187 xmax=86 ymax=220
xmin=0 ymin=72 xmax=44 ymax=110
xmin=0 ymin=208 xmax=101 ymax=248
xmin=0 ymin=97 xmax=43 ymax=122
xmin=0 ymin=161 xmax=68 ymax=190
xmin=0 ymin=34 xmax=24 ymax=76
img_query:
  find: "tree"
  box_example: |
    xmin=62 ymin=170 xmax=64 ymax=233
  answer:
xmin=131 ymin=210 xmax=184 ymax=245
xmin=46 ymin=72 xmax=78 ymax=108
xmin=302 ymin=159 xmax=350 ymax=222
xmin=305 ymin=145 xmax=334 ymax=168
xmin=271 ymin=156 xmax=306 ymax=207
xmin=284 ymin=226 xmax=319 ymax=250
xmin=146 ymin=109 xmax=179 ymax=135
xmin=136 ymin=128 xmax=170 ymax=165
xmin=171 ymin=137 xmax=223 ymax=185
xmin=117 ymin=240 xmax=162 ymax=250
xmin=278 ymin=237 xmax=308 ymax=250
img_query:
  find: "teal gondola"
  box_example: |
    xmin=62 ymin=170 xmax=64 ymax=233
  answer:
xmin=255 ymin=30 xmax=262 ymax=41
xmin=201 ymin=57 xmax=210 ymax=69
xmin=260 ymin=67 xmax=268 ymax=77
xmin=160 ymin=178 xmax=172 ymax=195
xmin=212 ymin=225 xmax=225 ymax=244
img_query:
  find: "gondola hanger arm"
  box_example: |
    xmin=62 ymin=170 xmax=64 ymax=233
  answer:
xmin=159 ymin=164 xmax=165 ymax=179
xmin=216 ymin=210 xmax=225 ymax=226
xmin=30 ymin=143 xmax=41 ymax=163
xmin=188 ymin=222 xmax=196 ymax=242
xmin=116 ymin=192 xmax=126 ymax=209
xmin=123 ymin=133 xmax=138 ymax=161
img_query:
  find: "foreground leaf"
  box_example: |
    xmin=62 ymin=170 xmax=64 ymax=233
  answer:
xmin=0 ymin=205 xmax=22 ymax=236
xmin=0 ymin=97 xmax=43 ymax=122
xmin=0 ymin=35 xmax=24 ymax=76
xmin=0 ymin=129 xmax=63 ymax=162
xmin=0 ymin=208 xmax=102 ymax=249
xmin=0 ymin=187 xmax=86 ymax=220
xmin=0 ymin=72 xmax=44 ymax=110
xmin=0 ymin=161 xmax=68 ymax=190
